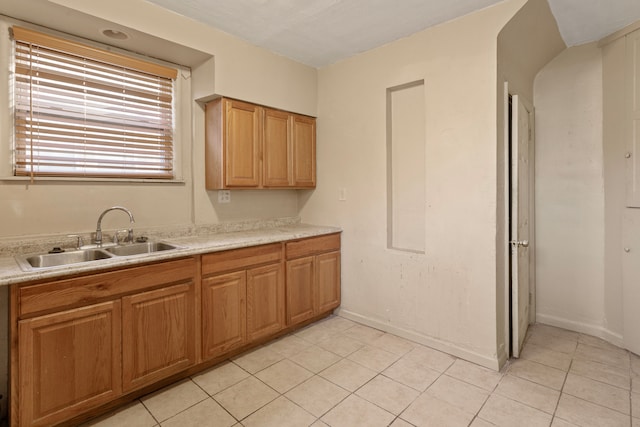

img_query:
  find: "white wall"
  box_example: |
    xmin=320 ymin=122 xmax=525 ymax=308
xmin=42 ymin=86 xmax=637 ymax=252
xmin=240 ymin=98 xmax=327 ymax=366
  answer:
xmin=533 ymin=43 xmax=613 ymax=339
xmin=300 ymin=0 xmax=526 ymax=369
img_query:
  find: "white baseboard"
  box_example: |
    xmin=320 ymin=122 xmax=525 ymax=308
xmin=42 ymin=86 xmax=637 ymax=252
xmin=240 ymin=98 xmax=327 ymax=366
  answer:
xmin=335 ymin=308 xmax=502 ymax=371
xmin=535 ymin=313 xmax=624 ymax=347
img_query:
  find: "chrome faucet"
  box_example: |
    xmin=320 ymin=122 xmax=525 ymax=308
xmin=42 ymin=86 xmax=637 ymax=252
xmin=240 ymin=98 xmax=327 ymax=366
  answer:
xmin=95 ymin=206 xmax=135 ymax=247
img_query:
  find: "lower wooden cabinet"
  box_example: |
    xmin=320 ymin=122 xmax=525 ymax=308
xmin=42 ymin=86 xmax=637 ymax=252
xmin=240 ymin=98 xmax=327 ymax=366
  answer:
xmin=246 ymin=263 xmax=285 ymax=341
xmin=11 ymin=234 xmax=339 ymax=426
xmin=202 ymin=271 xmax=247 ymax=359
xmin=316 ymin=251 xmax=341 ymax=313
xmin=12 ymin=258 xmax=197 ymax=427
xmin=285 ymin=233 xmax=341 ymax=327
xmin=18 ymin=301 xmax=122 ymax=427
xmin=122 ymin=282 xmax=196 ymax=392
xmin=201 ymin=243 xmax=285 ymax=360
xmin=286 ymin=256 xmax=315 ymax=325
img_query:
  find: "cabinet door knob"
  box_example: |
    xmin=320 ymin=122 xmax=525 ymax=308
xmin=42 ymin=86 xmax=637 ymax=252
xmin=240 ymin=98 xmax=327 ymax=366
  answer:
xmin=625 ymin=247 xmax=631 ymax=253
xmin=625 ymin=152 xmax=632 ymax=159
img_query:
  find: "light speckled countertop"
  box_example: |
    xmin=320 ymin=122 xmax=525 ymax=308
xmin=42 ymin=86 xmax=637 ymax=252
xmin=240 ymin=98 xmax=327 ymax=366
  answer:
xmin=0 ymin=223 xmax=341 ymax=287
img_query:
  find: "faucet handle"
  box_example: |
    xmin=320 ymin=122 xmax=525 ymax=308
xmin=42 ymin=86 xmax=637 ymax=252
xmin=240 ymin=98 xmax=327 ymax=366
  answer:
xmin=67 ymin=234 xmax=84 ymax=250
xmin=113 ymin=229 xmax=131 ymax=245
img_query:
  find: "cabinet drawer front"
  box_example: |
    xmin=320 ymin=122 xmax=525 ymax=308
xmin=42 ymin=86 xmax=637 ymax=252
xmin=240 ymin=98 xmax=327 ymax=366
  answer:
xmin=19 ymin=258 xmax=197 ymax=317
xmin=285 ymin=233 xmax=340 ymax=260
xmin=202 ymin=243 xmax=282 ymax=276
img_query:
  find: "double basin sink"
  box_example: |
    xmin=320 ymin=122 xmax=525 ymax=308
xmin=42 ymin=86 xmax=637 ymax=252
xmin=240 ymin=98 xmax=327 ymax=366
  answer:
xmin=17 ymin=241 xmax=181 ymax=271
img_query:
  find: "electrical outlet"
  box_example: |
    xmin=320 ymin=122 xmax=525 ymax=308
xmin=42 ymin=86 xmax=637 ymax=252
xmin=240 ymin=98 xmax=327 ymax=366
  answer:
xmin=218 ymin=190 xmax=231 ymax=203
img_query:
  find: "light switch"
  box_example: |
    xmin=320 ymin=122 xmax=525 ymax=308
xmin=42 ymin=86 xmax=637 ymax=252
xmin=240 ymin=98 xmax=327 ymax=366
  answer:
xmin=339 ymin=188 xmax=347 ymax=201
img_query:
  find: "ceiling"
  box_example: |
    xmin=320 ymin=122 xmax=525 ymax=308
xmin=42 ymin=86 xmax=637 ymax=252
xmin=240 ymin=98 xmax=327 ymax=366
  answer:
xmin=145 ymin=0 xmax=640 ymax=67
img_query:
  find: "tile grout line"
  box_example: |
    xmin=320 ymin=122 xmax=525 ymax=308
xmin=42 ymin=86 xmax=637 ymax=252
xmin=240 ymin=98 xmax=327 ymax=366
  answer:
xmin=549 ymin=351 xmax=574 ymax=426
xmin=189 ymin=371 xmax=241 ymax=425
xmin=465 ymin=363 xmax=503 ymax=427
xmin=138 ymin=398 xmax=162 ymax=427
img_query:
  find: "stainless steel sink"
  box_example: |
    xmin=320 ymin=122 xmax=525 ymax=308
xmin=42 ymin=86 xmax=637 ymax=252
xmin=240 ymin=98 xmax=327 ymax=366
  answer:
xmin=104 ymin=241 xmax=180 ymax=256
xmin=18 ymin=249 xmax=113 ymax=270
xmin=16 ymin=241 xmax=182 ymax=271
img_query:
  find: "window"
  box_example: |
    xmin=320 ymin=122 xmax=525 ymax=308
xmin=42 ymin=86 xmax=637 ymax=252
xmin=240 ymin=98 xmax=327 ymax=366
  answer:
xmin=11 ymin=26 xmax=177 ymax=179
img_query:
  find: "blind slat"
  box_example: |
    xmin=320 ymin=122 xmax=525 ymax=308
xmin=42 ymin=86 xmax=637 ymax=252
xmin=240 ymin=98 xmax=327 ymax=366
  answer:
xmin=14 ymin=68 xmax=173 ymax=104
xmin=13 ymin=29 xmax=175 ymax=179
xmin=15 ymin=123 xmax=171 ymax=145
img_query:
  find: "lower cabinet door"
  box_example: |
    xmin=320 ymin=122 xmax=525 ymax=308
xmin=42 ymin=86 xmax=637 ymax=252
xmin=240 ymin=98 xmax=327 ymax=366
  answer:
xmin=247 ymin=263 xmax=285 ymax=341
xmin=202 ymin=271 xmax=247 ymax=360
xmin=19 ymin=301 xmax=122 ymax=427
xmin=122 ymin=282 xmax=196 ymax=392
xmin=316 ymin=251 xmax=341 ymax=313
xmin=286 ymin=256 xmax=315 ymax=325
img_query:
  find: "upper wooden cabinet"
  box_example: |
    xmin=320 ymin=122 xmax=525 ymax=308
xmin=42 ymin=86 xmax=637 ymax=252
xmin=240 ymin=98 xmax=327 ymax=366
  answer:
xmin=291 ymin=114 xmax=316 ymax=187
xmin=205 ymin=98 xmax=261 ymax=188
xmin=205 ymin=97 xmax=316 ymax=190
xmin=263 ymin=108 xmax=292 ymax=187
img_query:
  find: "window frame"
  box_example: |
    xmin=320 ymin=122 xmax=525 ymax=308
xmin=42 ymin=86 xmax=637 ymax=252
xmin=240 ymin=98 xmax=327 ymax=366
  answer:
xmin=4 ymin=23 xmax=189 ymax=183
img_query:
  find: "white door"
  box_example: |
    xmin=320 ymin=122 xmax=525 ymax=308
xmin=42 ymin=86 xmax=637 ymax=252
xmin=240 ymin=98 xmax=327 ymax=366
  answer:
xmin=511 ymin=94 xmax=532 ymax=358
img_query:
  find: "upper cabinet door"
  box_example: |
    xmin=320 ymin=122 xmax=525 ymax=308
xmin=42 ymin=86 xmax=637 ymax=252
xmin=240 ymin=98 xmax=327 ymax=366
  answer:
xmin=626 ymin=29 xmax=640 ymax=206
xmin=292 ymin=114 xmax=316 ymax=187
xmin=205 ymin=97 xmax=315 ymax=189
xmin=263 ymin=108 xmax=293 ymax=187
xmin=225 ymin=99 xmax=262 ymax=187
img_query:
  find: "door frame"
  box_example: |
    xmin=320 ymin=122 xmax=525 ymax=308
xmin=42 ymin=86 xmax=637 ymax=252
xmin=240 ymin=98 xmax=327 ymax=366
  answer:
xmin=503 ymin=82 xmax=536 ymax=358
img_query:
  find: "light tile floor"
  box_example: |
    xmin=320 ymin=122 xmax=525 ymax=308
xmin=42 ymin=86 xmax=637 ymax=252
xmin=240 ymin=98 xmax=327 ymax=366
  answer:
xmin=84 ymin=317 xmax=640 ymax=427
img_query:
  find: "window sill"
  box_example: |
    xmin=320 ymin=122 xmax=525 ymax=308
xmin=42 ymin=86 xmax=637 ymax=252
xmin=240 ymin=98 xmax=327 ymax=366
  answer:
xmin=0 ymin=176 xmax=186 ymax=185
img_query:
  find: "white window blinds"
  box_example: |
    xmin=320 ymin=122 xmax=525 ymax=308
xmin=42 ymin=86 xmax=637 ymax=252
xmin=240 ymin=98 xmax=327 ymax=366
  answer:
xmin=12 ymin=27 xmax=177 ymax=179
